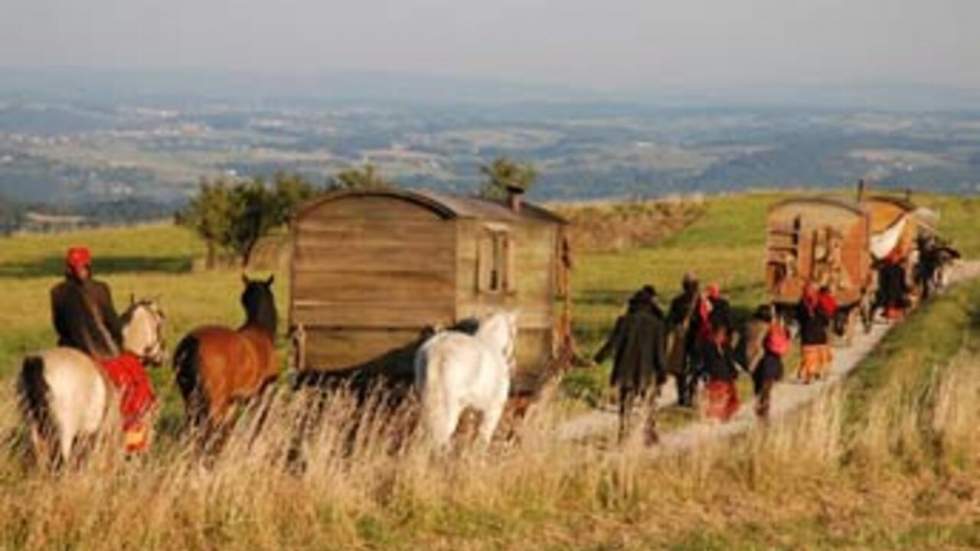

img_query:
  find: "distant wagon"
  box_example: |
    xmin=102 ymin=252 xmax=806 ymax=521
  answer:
xmin=765 ymin=196 xmax=874 ymax=335
xmin=288 ymin=187 xmax=571 ymax=393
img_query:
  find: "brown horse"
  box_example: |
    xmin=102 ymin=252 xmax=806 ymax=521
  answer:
xmin=172 ymin=275 xmax=279 ymax=434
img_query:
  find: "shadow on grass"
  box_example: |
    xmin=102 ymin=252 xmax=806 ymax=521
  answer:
xmin=0 ymin=255 xmax=193 ymax=278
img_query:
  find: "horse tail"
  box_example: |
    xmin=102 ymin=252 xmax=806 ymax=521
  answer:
xmin=173 ymin=335 xmax=208 ymax=425
xmin=18 ymin=356 xmax=55 ymax=442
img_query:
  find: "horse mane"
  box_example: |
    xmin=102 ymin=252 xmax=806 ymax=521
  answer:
xmin=242 ymin=282 xmax=278 ymax=336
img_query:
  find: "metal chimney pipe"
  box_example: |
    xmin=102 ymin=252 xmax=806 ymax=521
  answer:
xmin=506 ymin=185 xmax=524 ymax=213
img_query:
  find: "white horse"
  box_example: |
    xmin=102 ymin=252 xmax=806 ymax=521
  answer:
xmin=414 ymin=311 xmax=518 ymax=449
xmin=18 ymin=297 xmax=166 ymax=467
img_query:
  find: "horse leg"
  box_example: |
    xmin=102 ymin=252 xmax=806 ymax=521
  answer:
xmin=29 ymin=424 xmax=52 ymax=471
xmin=477 ymin=398 xmax=506 ymax=448
xmin=57 ymin=422 xmax=76 ymax=470
xmin=202 ymin=399 xmax=234 ymax=456
xmin=247 ymin=381 xmax=279 ymax=447
xmin=429 ymin=399 xmax=461 ymax=451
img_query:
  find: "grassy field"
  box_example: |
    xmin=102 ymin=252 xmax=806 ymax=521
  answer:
xmin=0 ymin=191 xmax=977 ymax=549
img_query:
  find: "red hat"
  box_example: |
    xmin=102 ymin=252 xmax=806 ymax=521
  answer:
xmin=66 ymin=247 xmax=92 ymax=269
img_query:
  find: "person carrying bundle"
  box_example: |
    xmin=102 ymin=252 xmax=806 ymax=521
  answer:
xmin=795 ymin=282 xmax=834 ymax=384
xmin=666 ymin=273 xmax=701 ymax=407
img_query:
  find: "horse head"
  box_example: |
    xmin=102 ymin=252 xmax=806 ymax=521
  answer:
xmin=241 ymin=274 xmax=278 ymax=336
xmin=122 ymin=297 xmax=167 ymax=366
xmin=477 ymin=310 xmax=519 ymax=373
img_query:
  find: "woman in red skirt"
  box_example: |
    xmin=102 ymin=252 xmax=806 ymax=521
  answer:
xmin=700 ymin=324 xmax=740 ymax=422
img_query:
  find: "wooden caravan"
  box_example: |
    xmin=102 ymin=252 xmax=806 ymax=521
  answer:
xmin=765 ymin=197 xmax=873 ymax=309
xmin=289 ymin=188 xmax=569 ymax=391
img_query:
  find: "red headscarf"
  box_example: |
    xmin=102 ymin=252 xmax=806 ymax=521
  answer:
xmin=66 ymin=246 xmax=92 ymax=270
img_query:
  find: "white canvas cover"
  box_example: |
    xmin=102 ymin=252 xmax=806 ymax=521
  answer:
xmin=870 ymin=215 xmax=907 ymax=259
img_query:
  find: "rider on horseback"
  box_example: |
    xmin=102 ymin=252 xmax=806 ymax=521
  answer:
xmin=50 ymin=247 xmax=156 ymax=452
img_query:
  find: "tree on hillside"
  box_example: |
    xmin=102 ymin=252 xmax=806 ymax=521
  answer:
xmin=177 ymin=172 xmax=318 ymax=268
xmin=175 ymin=179 xmax=235 ymax=269
xmin=479 ymin=157 xmax=537 ymax=200
xmin=327 ymin=163 xmax=393 ymax=191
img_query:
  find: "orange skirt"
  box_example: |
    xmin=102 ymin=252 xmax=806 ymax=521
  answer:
xmin=820 ymin=345 xmax=833 ymax=374
xmin=705 ymin=380 xmax=740 ymax=421
xmin=798 ymin=345 xmax=823 ymax=382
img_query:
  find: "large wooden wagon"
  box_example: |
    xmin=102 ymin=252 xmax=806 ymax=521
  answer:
xmin=765 ymin=197 xmax=875 ymax=334
xmin=288 ymin=188 xmax=570 ymax=393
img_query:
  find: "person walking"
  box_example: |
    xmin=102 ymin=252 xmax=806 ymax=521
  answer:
xmin=667 ymin=273 xmax=701 ymax=407
xmin=795 ymin=282 xmax=831 ymax=384
xmin=878 ymin=249 xmax=910 ymax=321
xmin=752 ymin=313 xmax=789 ymax=420
xmin=595 ymin=287 xmax=667 ymax=443
xmin=700 ymin=323 xmax=741 ymax=422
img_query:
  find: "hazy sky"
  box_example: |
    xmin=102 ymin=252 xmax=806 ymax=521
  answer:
xmin=3 ymin=0 xmax=979 ymax=92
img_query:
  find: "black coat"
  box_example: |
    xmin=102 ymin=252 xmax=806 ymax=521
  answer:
xmin=595 ymin=304 xmax=666 ymax=391
xmin=700 ymin=339 xmax=738 ymax=382
xmin=50 ymin=277 xmax=123 ymax=359
xmin=878 ymin=263 xmax=910 ymax=308
xmin=796 ymin=301 xmax=829 ymax=346
xmin=708 ymin=297 xmax=733 ymax=332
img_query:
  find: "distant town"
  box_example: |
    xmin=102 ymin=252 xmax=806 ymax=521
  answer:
xmin=1 ymin=70 xmax=979 ymax=231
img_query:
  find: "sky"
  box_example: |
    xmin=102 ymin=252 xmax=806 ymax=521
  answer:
xmin=3 ymin=0 xmax=979 ymax=94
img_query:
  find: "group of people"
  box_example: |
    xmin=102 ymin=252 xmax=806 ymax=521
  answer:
xmin=594 ymin=273 xmax=842 ymax=443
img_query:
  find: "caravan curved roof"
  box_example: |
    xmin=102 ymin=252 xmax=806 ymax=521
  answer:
xmin=295 ymin=188 xmax=567 ymax=225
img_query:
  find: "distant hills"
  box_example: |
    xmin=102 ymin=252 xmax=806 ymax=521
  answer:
xmin=0 ymin=68 xmax=978 ymax=220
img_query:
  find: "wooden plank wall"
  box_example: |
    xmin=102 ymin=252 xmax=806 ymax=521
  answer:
xmin=455 ymin=219 xmax=558 ymax=373
xmin=767 ymin=203 xmax=869 ymax=305
xmin=291 ymin=196 xmax=456 ymax=370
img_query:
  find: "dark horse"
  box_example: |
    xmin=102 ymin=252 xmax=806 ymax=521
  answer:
xmin=173 ymin=275 xmax=279 ymax=435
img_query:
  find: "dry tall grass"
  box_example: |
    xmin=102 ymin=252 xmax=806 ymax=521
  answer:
xmin=1 ymin=341 xmax=977 ymax=550
xmin=551 ymin=198 xmax=705 ymax=253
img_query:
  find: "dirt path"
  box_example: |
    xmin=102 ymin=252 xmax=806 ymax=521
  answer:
xmin=557 ymin=260 xmax=980 ymax=451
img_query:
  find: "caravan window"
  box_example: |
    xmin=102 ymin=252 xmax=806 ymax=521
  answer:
xmin=478 ymin=227 xmax=514 ymax=294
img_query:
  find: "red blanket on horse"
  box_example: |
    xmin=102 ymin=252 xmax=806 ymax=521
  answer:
xmin=99 ymin=353 xmax=156 ymax=451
